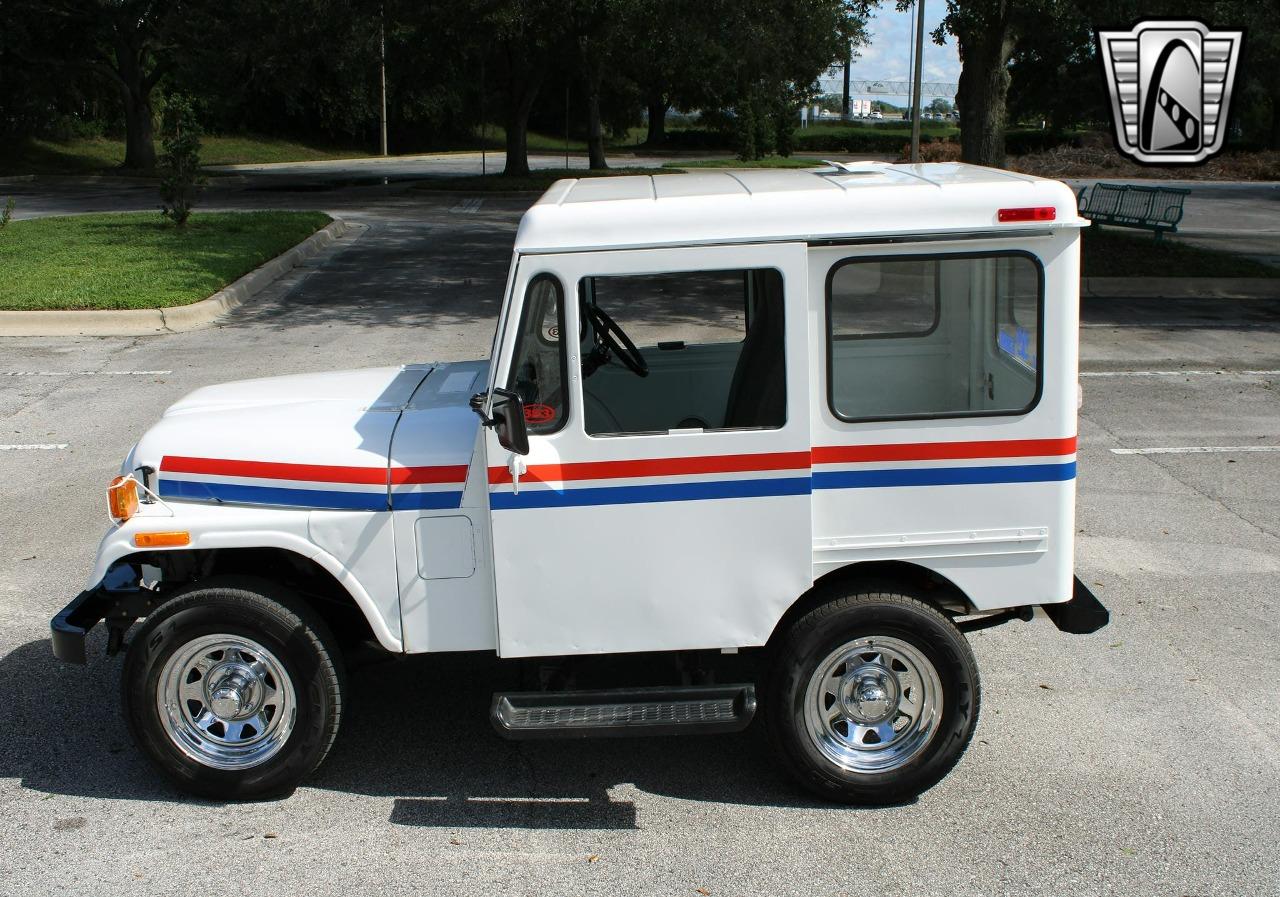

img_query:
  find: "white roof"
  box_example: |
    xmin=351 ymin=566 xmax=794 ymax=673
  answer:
xmin=513 ymin=162 xmax=1084 ymax=254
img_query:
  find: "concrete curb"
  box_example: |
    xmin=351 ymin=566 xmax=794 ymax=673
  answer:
xmin=0 ymin=216 xmax=349 ymax=337
xmin=0 ymin=175 xmax=36 ymax=185
xmin=1082 ymin=277 xmax=1280 ymax=299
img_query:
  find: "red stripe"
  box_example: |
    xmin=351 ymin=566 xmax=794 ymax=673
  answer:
xmin=812 ymin=437 xmax=1077 ymax=465
xmin=161 ymin=455 xmax=467 ymax=486
xmin=391 ymin=464 xmax=470 ymax=485
xmin=488 ymin=450 xmax=812 ymax=486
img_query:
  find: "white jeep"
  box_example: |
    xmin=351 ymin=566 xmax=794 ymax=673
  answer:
xmin=53 ymin=163 xmax=1107 ymax=803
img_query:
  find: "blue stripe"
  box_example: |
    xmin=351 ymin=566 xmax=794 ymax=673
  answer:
xmin=391 ymin=490 xmax=465 ymax=511
xmin=812 ymin=461 xmax=1076 ymax=490
xmin=491 ymin=476 xmax=812 ymax=510
xmin=159 ymin=479 xmax=391 ymax=511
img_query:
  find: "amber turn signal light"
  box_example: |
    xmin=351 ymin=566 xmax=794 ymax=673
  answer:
xmin=133 ymin=531 xmax=191 ymax=548
xmin=107 ymin=475 xmax=139 ymax=524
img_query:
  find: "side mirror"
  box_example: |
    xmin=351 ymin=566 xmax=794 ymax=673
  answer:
xmin=470 ymin=388 xmax=530 ymax=456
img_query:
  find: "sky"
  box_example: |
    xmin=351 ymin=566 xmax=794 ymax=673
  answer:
xmin=816 ymin=2 xmax=962 ymax=106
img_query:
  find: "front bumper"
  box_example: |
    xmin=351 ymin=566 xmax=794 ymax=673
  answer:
xmin=51 ymin=580 xmax=162 ymax=664
xmin=50 ymin=588 xmax=115 ymax=664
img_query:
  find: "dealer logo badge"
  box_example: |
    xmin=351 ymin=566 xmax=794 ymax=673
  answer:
xmin=1097 ymin=20 xmax=1242 ymax=165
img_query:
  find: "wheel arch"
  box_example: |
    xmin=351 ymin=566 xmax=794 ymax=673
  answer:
xmin=769 ymin=560 xmax=974 ymax=648
xmin=104 ymin=546 xmax=398 ymax=653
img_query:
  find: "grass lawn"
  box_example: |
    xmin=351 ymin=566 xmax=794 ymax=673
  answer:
xmin=0 ymin=135 xmax=374 ymax=176
xmin=0 ymin=211 xmax=332 ymax=310
xmin=661 ymin=156 xmax=827 ymax=169
xmin=1082 ymin=227 xmax=1279 ymax=278
xmin=412 ymin=166 xmax=684 ymax=192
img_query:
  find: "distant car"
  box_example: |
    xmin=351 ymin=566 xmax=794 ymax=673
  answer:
xmin=870 ymin=110 xmax=883 ymax=120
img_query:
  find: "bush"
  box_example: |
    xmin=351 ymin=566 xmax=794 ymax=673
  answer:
xmin=1004 ymin=129 xmax=1085 ymax=155
xmin=794 ymin=128 xmax=928 ymax=154
xmin=158 ymin=98 xmax=206 ymax=228
xmin=659 ymin=128 xmax=735 ymax=150
xmin=910 ymin=141 xmax=962 ymax=163
xmin=0 ymin=197 xmax=13 ymax=229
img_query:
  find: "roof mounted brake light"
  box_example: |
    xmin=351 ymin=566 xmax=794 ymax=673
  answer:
xmin=998 ymin=207 xmax=1056 ymax=222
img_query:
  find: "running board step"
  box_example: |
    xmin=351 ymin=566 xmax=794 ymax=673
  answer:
xmin=491 ymin=684 xmax=757 ymax=740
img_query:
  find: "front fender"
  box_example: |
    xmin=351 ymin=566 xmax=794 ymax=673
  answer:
xmin=87 ymin=502 xmax=403 ymax=652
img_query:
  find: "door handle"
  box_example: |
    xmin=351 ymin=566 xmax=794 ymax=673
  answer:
xmin=508 ymin=454 xmax=528 ymax=494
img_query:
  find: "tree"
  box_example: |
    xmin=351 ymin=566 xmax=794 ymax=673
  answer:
xmin=1215 ymin=0 xmax=1280 ymax=148
xmin=4 ymin=0 xmax=196 ymax=170
xmin=158 ymin=99 xmax=205 ymax=227
xmin=933 ymin=0 xmax=1025 ymax=167
xmin=1007 ymin=1 xmax=1107 ymax=132
xmin=181 ymin=0 xmax=385 ymax=147
xmin=470 ymin=0 xmax=568 ymax=177
xmin=569 ymin=0 xmax=627 ymax=169
xmin=710 ymin=0 xmax=867 ymax=160
xmin=619 ymin=0 xmax=731 ymax=146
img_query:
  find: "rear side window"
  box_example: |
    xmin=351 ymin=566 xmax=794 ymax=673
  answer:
xmin=827 ymin=252 xmax=1042 ymax=422
xmin=829 ymin=260 xmax=938 ymax=337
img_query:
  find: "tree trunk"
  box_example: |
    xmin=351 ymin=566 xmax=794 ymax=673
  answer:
xmin=121 ymin=90 xmax=156 ymax=170
xmin=1270 ymin=92 xmax=1280 ymax=150
xmin=112 ymin=34 xmax=157 ymax=170
xmin=645 ymin=96 xmax=667 ymax=145
xmin=502 ymin=63 xmax=542 ymax=178
xmin=955 ymin=28 xmax=1016 ymax=168
xmin=586 ymin=87 xmax=607 ymax=170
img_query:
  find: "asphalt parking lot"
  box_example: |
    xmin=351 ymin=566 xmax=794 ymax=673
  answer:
xmin=2 ymin=185 xmax=1279 ymax=897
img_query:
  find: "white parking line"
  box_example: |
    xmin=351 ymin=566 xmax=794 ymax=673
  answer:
xmin=1111 ymin=446 xmax=1280 ymax=455
xmin=1081 ymin=370 xmax=1280 ymax=377
xmin=450 ymin=198 xmax=484 ymax=214
xmin=1 ymin=370 xmax=171 ymax=376
xmin=0 ymin=443 xmax=69 ymax=450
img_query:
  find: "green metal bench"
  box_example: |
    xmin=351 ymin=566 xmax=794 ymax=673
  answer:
xmin=1078 ymin=182 xmax=1190 ymax=240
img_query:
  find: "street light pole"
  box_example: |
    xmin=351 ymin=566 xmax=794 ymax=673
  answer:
xmin=909 ymin=0 xmax=926 ymax=162
xmin=379 ymin=7 xmax=388 ymax=157
xmin=842 ymin=41 xmax=851 ymax=120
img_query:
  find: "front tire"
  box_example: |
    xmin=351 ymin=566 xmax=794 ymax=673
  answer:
xmin=123 ymin=577 xmax=344 ymax=800
xmin=766 ymin=584 xmax=979 ymax=804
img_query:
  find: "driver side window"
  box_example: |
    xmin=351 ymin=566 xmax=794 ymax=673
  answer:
xmin=578 ymin=268 xmax=786 ymax=437
xmin=507 ymin=274 xmax=567 ymax=435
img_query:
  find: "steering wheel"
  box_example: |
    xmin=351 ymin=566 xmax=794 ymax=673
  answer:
xmin=584 ymin=304 xmax=648 ymax=378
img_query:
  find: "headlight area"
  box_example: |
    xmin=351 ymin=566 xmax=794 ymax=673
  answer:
xmin=107 ymin=476 xmax=139 ymax=523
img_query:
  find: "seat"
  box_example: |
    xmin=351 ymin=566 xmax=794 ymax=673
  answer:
xmin=723 ymin=271 xmax=786 ymax=429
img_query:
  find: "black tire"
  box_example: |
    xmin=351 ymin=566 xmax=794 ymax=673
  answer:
xmin=123 ymin=576 xmax=345 ymax=800
xmin=765 ymin=584 xmax=979 ymax=804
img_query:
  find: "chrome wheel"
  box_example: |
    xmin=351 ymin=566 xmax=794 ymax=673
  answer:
xmin=156 ymin=634 xmax=297 ymax=771
xmin=802 ymin=635 xmax=942 ymax=774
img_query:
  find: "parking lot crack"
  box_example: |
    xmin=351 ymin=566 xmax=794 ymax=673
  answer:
xmin=1 ymin=337 xmax=148 ymax=422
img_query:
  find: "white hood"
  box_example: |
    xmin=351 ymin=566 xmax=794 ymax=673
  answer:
xmin=126 ymin=364 xmax=470 ymax=512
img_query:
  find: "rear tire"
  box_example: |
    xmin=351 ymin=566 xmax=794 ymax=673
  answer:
xmin=765 ymin=584 xmax=979 ymax=804
xmin=123 ymin=577 xmax=344 ymax=800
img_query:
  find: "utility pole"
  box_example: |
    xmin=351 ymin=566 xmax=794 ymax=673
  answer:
xmin=379 ymin=7 xmax=388 ymax=156
xmin=842 ymin=41 xmax=851 ymax=120
xmin=909 ymin=0 xmax=926 ymax=162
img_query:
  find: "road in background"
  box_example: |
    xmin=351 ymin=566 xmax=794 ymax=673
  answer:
xmin=1 ymin=186 xmax=1279 ymax=897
